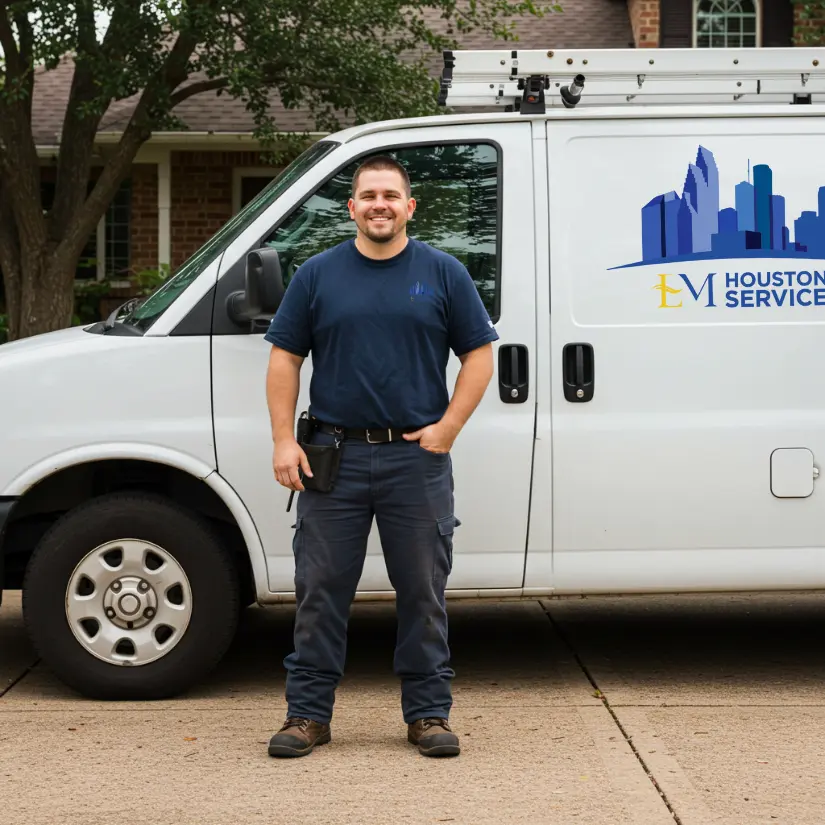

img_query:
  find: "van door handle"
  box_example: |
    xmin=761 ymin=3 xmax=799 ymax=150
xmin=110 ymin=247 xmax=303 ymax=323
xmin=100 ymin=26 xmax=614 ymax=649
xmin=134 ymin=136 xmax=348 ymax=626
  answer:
xmin=562 ymin=343 xmax=594 ymax=402
xmin=498 ymin=344 xmax=528 ymax=404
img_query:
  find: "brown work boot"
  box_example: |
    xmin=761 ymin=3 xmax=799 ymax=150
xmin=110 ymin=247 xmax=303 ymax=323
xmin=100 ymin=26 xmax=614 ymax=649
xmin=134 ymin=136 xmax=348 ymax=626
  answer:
xmin=268 ymin=717 xmax=331 ymax=757
xmin=407 ymin=717 xmax=460 ymax=757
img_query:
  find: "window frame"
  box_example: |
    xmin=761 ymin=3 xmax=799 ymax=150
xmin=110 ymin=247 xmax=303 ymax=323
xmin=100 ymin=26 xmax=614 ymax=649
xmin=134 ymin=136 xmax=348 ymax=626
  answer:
xmin=692 ymin=0 xmax=761 ymax=48
xmin=257 ymin=138 xmax=504 ymax=325
xmin=232 ymin=167 xmax=281 ymax=215
xmin=101 ymin=176 xmax=132 ymax=282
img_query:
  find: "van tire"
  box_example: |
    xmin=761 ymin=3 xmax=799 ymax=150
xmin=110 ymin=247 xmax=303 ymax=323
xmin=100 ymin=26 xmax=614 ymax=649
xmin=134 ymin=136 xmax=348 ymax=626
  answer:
xmin=22 ymin=492 xmax=240 ymax=700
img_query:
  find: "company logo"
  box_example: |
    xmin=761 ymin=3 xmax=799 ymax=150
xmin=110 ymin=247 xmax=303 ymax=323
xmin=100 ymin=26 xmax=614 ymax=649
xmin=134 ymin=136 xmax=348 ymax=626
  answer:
xmin=409 ymin=281 xmax=435 ymax=301
xmin=652 ymin=270 xmax=825 ymax=309
xmin=611 ymin=144 xmax=825 ymax=270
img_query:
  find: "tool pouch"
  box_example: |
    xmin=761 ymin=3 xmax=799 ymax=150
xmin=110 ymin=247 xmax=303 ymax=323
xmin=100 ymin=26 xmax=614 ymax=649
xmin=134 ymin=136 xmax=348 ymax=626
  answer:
xmin=296 ymin=411 xmax=344 ymax=493
xmin=300 ymin=441 xmax=343 ymax=493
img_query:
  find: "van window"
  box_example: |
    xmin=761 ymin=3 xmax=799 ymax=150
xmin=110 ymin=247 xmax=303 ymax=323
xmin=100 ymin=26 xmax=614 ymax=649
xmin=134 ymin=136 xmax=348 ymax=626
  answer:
xmin=120 ymin=139 xmax=339 ymax=333
xmin=263 ymin=143 xmax=500 ymax=320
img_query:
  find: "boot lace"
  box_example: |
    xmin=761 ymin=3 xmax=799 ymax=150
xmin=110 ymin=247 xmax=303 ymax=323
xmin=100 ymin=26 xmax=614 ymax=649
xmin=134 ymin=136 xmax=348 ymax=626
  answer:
xmin=419 ymin=717 xmax=451 ymax=732
xmin=281 ymin=717 xmax=311 ymax=732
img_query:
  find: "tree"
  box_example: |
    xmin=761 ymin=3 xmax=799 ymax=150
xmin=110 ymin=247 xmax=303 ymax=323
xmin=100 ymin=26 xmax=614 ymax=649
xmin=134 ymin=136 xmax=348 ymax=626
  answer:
xmin=0 ymin=0 xmax=552 ymax=340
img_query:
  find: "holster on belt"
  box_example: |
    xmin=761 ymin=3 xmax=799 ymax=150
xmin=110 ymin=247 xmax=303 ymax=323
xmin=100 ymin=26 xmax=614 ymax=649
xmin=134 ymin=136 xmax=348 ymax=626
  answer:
xmin=287 ymin=412 xmax=343 ymax=511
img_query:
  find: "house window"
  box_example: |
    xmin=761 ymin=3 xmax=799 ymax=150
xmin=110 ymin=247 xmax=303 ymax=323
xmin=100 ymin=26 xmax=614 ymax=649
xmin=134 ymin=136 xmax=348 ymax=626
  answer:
xmin=103 ymin=178 xmax=131 ymax=279
xmin=695 ymin=0 xmax=759 ymax=48
xmin=232 ymin=168 xmax=281 ymax=213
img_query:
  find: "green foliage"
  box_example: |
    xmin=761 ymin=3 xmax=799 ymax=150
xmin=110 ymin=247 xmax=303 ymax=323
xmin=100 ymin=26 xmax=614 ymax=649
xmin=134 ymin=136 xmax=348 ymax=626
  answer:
xmin=70 ymin=265 xmax=171 ymax=326
xmin=795 ymin=1 xmax=825 ymax=44
xmin=1 ymin=0 xmax=557 ymax=148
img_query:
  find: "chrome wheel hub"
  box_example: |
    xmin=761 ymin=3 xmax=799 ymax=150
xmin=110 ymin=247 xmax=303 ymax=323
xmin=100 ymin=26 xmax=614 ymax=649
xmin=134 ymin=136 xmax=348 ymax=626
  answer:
xmin=102 ymin=576 xmax=158 ymax=629
xmin=65 ymin=539 xmax=193 ymax=667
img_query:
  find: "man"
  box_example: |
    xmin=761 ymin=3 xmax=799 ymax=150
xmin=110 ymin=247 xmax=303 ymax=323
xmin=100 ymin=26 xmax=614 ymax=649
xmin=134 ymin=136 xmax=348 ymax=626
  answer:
xmin=264 ymin=154 xmax=498 ymax=758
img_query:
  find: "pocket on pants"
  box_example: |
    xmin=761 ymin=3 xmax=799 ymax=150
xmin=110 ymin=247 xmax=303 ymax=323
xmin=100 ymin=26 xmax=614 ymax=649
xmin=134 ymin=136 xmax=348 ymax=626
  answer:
xmin=435 ymin=514 xmax=458 ymax=579
xmin=291 ymin=516 xmax=305 ymax=583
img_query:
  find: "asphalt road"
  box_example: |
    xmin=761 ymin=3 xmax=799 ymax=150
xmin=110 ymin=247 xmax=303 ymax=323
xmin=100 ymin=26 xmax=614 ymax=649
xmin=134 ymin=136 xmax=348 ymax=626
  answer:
xmin=2 ymin=589 xmax=825 ymax=825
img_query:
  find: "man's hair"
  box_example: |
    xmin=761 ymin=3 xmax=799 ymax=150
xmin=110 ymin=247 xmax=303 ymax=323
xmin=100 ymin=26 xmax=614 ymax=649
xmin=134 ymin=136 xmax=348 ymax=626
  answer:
xmin=351 ymin=155 xmax=411 ymax=199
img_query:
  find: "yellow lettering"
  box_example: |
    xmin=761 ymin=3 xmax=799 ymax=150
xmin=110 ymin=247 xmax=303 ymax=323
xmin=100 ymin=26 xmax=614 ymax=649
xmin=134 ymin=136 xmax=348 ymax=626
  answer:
xmin=652 ymin=274 xmax=682 ymax=308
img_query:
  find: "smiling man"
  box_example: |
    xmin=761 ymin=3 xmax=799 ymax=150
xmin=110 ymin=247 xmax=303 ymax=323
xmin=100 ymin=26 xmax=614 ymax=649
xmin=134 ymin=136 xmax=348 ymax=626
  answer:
xmin=264 ymin=155 xmax=498 ymax=759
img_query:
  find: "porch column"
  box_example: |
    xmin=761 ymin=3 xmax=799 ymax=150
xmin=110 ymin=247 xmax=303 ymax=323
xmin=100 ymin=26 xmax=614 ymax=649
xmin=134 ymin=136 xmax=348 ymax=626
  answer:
xmin=157 ymin=149 xmax=171 ymax=270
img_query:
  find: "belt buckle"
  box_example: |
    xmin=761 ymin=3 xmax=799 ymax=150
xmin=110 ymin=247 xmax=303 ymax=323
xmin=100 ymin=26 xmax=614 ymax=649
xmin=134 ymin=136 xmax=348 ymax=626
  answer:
xmin=366 ymin=428 xmax=391 ymax=443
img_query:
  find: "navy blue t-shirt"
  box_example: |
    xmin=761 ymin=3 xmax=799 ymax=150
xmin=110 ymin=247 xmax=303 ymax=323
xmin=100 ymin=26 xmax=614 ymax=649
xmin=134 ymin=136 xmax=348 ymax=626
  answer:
xmin=263 ymin=237 xmax=499 ymax=429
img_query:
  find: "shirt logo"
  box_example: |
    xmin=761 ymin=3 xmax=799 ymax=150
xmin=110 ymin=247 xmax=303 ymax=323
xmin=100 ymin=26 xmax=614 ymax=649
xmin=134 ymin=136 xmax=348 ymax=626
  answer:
xmin=409 ymin=281 xmax=435 ymax=301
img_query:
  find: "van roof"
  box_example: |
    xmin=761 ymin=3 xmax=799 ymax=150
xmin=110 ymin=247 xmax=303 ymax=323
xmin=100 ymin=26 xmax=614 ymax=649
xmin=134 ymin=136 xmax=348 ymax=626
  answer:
xmin=328 ymin=103 xmax=825 ymax=144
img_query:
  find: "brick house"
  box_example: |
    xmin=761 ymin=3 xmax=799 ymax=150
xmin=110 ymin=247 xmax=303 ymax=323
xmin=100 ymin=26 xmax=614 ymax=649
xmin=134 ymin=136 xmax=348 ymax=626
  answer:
xmin=28 ymin=0 xmax=817 ymax=315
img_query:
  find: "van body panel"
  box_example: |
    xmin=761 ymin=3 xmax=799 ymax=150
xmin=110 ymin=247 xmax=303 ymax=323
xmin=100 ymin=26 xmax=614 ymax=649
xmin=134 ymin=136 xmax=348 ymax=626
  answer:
xmin=0 ymin=326 xmax=215 ymax=498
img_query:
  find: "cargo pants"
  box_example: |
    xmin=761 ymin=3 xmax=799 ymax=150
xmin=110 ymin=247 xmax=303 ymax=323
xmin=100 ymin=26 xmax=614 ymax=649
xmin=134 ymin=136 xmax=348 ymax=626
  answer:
xmin=284 ymin=429 xmax=458 ymax=725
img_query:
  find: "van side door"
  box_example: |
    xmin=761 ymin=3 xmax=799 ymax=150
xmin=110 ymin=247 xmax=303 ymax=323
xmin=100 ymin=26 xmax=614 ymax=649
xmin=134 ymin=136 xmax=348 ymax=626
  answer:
xmin=211 ymin=122 xmax=537 ymax=594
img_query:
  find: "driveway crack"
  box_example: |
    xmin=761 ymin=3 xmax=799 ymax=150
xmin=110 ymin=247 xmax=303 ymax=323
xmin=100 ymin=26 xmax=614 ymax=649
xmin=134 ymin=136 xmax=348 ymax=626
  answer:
xmin=541 ymin=603 xmax=682 ymax=825
xmin=0 ymin=660 xmax=39 ymax=699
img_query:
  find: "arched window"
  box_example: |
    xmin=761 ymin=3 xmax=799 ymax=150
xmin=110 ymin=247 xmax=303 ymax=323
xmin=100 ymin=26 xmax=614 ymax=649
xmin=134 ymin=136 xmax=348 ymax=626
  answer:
xmin=695 ymin=0 xmax=759 ymax=48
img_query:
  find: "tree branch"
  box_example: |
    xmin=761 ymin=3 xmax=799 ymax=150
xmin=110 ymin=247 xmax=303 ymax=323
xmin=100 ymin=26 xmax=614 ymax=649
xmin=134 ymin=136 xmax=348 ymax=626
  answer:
xmin=13 ymin=9 xmax=34 ymax=116
xmin=48 ymin=3 xmax=116 ymax=241
xmin=53 ymin=118 xmax=148 ymax=266
xmin=55 ymin=17 xmax=210 ymax=265
xmin=159 ymin=29 xmax=203 ymax=94
xmin=169 ymin=76 xmax=230 ymax=106
xmin=0 ymin=9 xmax=19 ymax=76
xmin=99 ymin=1 xmax=136 ymax=61
xmin=76 ymin=0 xmax=98 ymax=55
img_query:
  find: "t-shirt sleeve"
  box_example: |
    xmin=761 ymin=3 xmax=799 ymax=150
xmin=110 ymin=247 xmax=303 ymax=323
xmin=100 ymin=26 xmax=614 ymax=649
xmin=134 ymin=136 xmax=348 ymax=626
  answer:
xmin=446 ymin=260 xmax=500 ymax=356
xmin=263 ymin=266 xmax=312 ymax=356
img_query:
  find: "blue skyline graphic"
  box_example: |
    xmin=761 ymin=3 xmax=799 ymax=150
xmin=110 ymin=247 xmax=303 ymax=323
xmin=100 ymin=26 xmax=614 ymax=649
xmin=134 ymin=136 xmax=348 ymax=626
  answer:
xmin=612 ymin=146 xmax=825 ymax=269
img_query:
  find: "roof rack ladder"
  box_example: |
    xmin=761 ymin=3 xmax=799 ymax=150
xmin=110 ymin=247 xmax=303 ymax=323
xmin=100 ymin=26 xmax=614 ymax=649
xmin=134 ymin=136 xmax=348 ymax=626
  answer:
xmin=437 ymin=47 xmax=825 ymax=112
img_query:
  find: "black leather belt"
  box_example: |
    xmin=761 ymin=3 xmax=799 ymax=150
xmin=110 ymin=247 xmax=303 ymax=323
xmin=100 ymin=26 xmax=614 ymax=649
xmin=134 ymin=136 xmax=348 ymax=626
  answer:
xmin=313 ymin=420 xmax=417 ymax=443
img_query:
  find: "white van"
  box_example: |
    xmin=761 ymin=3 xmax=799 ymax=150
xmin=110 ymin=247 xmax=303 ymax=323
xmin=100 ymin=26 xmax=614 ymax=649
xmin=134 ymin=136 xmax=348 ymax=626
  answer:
xmin=2 ymin=47 xmax=824 ymax=699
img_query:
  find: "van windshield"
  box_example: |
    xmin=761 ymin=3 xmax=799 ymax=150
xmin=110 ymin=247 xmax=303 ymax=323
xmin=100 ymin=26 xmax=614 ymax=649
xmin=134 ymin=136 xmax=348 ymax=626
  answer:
xmin=118 ymin=139 xmax=340 ymax=334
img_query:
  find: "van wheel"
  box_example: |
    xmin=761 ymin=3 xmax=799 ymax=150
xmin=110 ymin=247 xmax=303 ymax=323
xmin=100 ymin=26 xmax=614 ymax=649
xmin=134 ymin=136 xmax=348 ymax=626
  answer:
xmin=22 ymin=492 xmax=240 ymax=700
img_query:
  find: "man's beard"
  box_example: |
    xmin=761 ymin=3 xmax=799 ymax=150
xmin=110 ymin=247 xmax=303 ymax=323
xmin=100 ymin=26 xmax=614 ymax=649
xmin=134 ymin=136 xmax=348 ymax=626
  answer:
xmin=361 ymin=215 xmax=401 ymax=243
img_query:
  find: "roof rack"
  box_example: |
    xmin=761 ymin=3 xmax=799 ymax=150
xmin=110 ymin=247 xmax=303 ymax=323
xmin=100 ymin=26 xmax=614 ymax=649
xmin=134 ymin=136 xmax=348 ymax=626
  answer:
xmin=437 ymin=48 xmax=825 ymax=113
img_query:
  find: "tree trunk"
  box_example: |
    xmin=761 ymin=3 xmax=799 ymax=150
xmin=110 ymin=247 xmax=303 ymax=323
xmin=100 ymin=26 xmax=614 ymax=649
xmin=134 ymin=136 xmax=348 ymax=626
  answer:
xmin=3 ymin=243 xmax=77 ymax=341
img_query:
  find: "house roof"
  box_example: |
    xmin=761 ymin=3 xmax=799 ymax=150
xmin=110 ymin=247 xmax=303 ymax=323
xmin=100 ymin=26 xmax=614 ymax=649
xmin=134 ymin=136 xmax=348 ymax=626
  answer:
xmin=31 ymin=0 xmax=633 ymax=145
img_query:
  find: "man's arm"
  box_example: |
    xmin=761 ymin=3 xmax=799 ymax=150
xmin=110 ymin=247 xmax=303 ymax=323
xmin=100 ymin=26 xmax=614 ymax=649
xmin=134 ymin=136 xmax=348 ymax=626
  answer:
xmin=266 ymin=346 xmax=313 ymax=490
xmin=403 ymin=342 xmax=494 ymax=453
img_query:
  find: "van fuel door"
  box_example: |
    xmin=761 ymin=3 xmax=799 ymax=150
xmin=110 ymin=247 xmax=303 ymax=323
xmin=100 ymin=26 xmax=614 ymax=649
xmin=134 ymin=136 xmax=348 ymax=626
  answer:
xmin=771 ymin=448 xmax=817 ymax=498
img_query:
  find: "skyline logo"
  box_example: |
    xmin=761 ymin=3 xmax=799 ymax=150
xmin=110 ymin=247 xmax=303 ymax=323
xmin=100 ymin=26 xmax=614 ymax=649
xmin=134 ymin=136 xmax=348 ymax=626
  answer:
xmin=612 ymin=145 xmax=825 ymax=269
xmin=409 ymin=280 xmax=435 ymax=301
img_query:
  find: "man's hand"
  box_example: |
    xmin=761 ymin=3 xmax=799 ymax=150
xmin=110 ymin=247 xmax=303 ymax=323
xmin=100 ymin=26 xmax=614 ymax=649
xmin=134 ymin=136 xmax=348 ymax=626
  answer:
xmin=273 ymin=437 xmax=313 ymax=491
xmin=403 ymin=420 xmax=460 ymax=454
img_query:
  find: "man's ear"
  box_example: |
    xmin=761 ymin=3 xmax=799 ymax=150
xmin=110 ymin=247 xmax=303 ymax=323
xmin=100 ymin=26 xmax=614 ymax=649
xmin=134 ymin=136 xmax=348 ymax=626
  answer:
xmin=407 ymin=197 xmax=416 ymax=218
xmin=347 ymin=197 xmax=356 ymax=219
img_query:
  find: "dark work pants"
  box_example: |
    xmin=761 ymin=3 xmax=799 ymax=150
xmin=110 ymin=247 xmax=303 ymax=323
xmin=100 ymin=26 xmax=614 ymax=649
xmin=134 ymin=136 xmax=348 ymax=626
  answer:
xmin=284 ymin=430 xmax=457 ymax=725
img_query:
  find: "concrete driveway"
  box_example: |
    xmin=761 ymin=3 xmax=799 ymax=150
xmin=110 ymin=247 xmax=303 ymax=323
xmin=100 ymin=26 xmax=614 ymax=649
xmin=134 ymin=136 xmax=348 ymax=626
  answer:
xmin=2 ymin=589 xmax=824 ymax=825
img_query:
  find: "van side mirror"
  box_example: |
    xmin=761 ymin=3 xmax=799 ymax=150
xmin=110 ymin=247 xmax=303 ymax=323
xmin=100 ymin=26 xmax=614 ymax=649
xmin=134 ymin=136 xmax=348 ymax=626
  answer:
xmin=226 ymin=247 xmax=285 ymax=328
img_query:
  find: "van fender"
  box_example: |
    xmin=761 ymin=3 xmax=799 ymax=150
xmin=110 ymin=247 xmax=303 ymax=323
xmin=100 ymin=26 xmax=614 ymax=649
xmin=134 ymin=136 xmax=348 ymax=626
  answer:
xmin=1 ymin=443 xmax=270 ymax=602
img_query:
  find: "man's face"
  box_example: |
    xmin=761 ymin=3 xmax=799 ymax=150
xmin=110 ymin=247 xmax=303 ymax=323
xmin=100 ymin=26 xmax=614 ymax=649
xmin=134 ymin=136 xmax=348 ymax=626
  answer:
xmin=348 ymin=168 xmax=416 ymax=244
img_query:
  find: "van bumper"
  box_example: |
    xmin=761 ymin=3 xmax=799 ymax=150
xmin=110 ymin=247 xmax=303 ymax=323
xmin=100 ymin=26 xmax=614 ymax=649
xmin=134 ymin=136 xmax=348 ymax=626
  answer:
xmin=0 ymin=497 xmax=19 ymax=607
